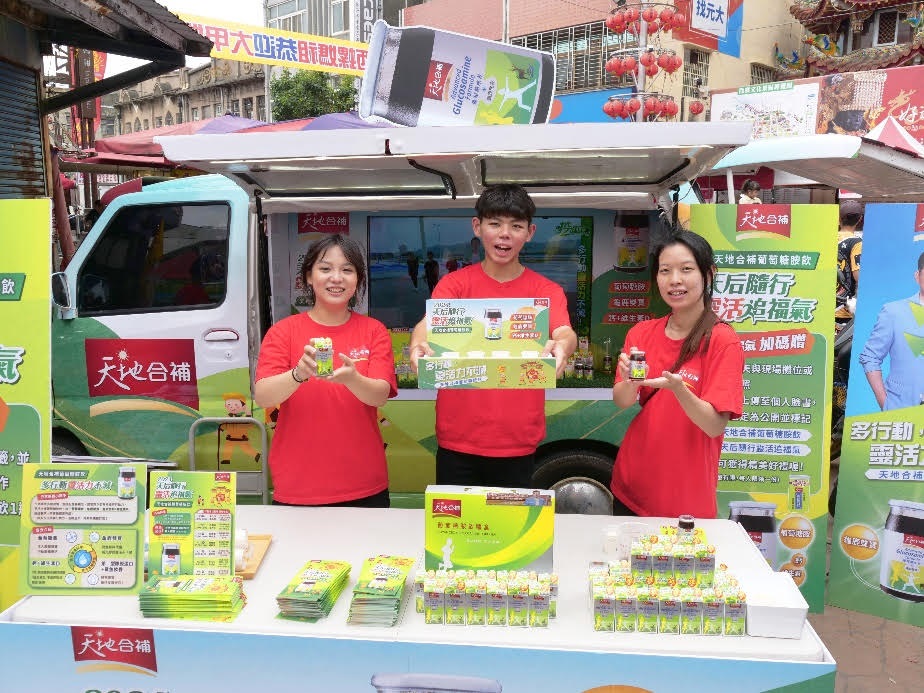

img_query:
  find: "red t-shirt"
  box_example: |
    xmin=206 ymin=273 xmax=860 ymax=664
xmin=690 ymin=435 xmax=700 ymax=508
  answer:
xmin=431 ymin=263 xmax=572 ymax=456
xmin=255 ymin=312 xmax=397 ymax=504
xmin=609 ymin=316 xmax=744 ymax=518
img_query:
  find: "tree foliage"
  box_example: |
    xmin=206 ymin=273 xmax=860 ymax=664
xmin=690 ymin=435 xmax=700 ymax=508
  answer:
xmin=270 ymin=69 xmax=357 ymax=121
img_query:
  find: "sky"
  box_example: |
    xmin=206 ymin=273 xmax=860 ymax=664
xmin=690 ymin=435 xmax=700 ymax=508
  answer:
xmin=104 ymin=0 xmax=265 ymax=78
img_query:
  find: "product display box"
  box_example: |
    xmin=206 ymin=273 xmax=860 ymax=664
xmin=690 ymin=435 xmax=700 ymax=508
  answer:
xmin=745 ymin=571 xmax=809 ymax=639
xmin=418 ymin=298 xmax=557 ymax=389
xmin=424 ymin=485 xmax=555 ymax=571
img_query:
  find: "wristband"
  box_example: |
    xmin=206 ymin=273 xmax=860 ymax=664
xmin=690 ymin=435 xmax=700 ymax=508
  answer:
xmin=291 ymin=367 xmax=308 ymax=383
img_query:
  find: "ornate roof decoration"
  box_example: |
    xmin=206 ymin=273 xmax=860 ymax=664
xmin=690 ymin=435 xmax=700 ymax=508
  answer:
xmin=805 ymin=35 xmax=924 ymax=72
xmin=791 ymin=0 xmax=909 ymax=31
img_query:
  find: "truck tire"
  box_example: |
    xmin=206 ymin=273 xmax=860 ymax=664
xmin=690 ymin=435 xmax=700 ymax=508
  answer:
xmin=531 ymin=449 xmax=615 ymax=514
xmin=52 ymin=429 xmax=89 ymax=457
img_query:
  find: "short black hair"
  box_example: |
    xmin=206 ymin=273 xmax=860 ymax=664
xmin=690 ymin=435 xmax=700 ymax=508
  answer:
xmin=475 ymin=184 xmax=536 ymax=224
xmin=300 ymin=234 xmax=367 ymax=307
xmin=741 ymin=179 xmax=760 ymax=194
xmin=918 ymin=251 xmax=924 ymax=272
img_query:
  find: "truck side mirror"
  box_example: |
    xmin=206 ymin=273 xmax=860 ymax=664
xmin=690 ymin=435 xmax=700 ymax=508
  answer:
xmin=51 ymin=272 xmax=71 ymax=310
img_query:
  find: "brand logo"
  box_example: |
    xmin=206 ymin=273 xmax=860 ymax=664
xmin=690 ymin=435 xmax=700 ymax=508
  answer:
xmin=85 ymin=339 xmax=199 ymax=409
xmin=425 ymin=61 xmax=452 ymax=101
xmin=214 ymin=473 xmax=231 ymax=482
xmin=534 ymin=298 xmax=550 ymax=308
xmin=297 ymin=212 xmax=348 ymax=234
xmin=71 ymin=626 xmax=158 ymax=674
xmin=736 ymin=204 xmax=792 ymax=239
xmin=431 ymin=498 xmax=462 ymax=518
xmin=904 ymin=533 xmax=924 ymax=550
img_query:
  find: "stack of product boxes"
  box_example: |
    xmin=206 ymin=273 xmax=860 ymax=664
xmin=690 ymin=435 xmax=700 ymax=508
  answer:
xmin=590 ymin=524 xmax=746 ymax=636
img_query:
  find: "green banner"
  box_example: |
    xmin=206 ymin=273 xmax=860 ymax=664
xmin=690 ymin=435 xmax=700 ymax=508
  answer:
xmin=693 ymin=204 xmax=837 ymax=613
xmin=0 ymin=199 xmax=51 ymax=549
xmin=828 ymin=203 xmax=924 ymax=626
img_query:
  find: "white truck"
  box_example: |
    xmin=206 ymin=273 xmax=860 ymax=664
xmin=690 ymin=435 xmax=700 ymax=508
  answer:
xmin=51 ymin=120 xmax=752 ymax=508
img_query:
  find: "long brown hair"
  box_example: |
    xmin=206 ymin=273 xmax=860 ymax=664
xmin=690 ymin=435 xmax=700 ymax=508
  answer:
xmin=652 ymin=230 xmax=719 ymax=372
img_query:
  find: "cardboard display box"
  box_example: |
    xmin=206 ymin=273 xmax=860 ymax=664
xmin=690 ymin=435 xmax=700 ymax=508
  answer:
xmin=424 ymin=485 xmax=555 ymax=572
xmin=419 ymin=298 xmax=557 ymax=390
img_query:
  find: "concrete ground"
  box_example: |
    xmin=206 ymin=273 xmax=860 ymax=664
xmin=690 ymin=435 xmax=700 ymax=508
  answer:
xmin=807 ymin=464 xmax=923 ymax=692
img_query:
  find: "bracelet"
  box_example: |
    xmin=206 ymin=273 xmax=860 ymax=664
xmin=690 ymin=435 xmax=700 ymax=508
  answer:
xmin=291 ymin=367 xmax=308 ymax=383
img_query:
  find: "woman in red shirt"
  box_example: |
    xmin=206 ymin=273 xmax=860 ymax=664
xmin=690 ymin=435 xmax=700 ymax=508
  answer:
xmin=610 ymin=230 xmax=744 ymax=518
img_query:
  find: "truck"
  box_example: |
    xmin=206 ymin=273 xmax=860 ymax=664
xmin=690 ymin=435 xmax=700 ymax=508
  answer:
xmin=50 ymin=120 xmax=753 ymax=509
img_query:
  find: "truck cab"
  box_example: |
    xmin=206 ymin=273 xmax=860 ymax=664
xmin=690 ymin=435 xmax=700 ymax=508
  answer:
xmin=51 ymin=120 xmax=753 ymax=509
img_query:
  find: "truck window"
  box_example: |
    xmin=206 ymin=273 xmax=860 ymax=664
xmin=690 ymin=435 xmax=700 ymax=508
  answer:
xmin=77 ymin=203 xmax=230 ymax=314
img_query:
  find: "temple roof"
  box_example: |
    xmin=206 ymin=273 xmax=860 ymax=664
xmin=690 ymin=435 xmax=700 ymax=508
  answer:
xmin=805 ymin=35 xmax=924 ymax=73
xmin=791 ymin=0 xmax=910 ymax=31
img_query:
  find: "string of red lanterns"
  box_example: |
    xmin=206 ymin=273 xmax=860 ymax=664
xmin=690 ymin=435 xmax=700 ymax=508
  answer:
xmin=600 ymin=2 xmax=697 ymax=122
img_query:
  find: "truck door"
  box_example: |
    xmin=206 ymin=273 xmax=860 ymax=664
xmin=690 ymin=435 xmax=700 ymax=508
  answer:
xmin=52 ymin=197 xmax=252 ymax=467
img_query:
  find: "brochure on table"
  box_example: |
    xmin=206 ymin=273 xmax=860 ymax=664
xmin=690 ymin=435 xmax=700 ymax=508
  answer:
xmin=147 ymin=471 xmax=237 ymax=578
xmin=19 ymin=462 xmax=146 ymax=594
xmin=418 ymin=298 xmax=557 ymax=389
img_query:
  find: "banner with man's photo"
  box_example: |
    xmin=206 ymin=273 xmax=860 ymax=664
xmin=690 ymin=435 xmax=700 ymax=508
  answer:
xmin=828 ymin=203 xmax=924 ymax=626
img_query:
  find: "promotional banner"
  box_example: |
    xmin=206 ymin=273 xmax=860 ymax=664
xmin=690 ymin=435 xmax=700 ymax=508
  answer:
xmin=828 ymin=203 xmax=924 ymax=626
xmin=180 ymin=14 xmax=368 ymax=76
xmin=0 ymin=199 xmax=51 ymax=547
xmin=693 ymin=204 xmax=838 ymax=613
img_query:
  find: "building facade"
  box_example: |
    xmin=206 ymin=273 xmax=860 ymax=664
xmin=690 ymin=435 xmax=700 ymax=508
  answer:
xmin=402 ymin=1 xmax=803 ymax=118
xmin=112 ymin=58 xmax=266 ymax=135
xmin=788 ymin=0 xmax=924 ymax=75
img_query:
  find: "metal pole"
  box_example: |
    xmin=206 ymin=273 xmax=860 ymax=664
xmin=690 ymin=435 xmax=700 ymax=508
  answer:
xmin=503 ymin=0 xmax=509 ymax=43
xmin=263 ymin=0 xmax=274 ymax=122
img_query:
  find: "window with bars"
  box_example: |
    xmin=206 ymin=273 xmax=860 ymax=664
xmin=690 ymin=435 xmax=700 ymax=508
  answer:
xmin=257 ymin=95 xmax=266 ymax=121
xmin=750 ymin=64 xmax=776 ymax=85
xmin=875 ymin=10 xmax=899 ymax=45
xmin=165 ymin=112 xmax=174 ymax=126
xmin=512 ymin=21 xmax=635 ymax=93
xmin=681 ymin=49 xmax=710 ymax=98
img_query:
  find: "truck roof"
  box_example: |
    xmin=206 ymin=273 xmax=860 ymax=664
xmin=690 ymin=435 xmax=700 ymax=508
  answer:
xmin=156 ymin=121 xmax=753 ymax=213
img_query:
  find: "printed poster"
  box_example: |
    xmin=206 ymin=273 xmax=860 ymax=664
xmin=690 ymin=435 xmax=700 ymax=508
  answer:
xmin=828 ymin=203 xmax=924 ymax=626
xmin=19 ymin=462 xmax=146 ymax=594
xmin=693 ymin=204 xmax=837 ymax=613
xmin=148 ymin=470 xmax=236 ymax=578
xmin=0 ymin=199 xmax=51 ymax=547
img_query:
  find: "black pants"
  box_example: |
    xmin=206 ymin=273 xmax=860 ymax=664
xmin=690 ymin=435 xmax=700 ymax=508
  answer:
xmin=436 ymin=446 xmax=535 ymax=488
xmin=272 ymin=489 xmax=390 ymax=509
xmin=612 ymin=494 xmax=639 ymax=517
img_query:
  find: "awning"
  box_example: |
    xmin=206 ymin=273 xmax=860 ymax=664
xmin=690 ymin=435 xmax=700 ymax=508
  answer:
xmin=156 ymin=120 xmax=754 ymax=213
xmin=710 ymin=133 xmax=924 ymax=202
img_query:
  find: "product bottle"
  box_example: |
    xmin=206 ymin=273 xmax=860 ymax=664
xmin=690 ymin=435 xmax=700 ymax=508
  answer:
xmin=161 ymin=544 xmax=181 ymax=576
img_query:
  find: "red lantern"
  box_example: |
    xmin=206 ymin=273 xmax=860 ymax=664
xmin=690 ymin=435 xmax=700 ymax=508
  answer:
xmin=671 ymin=55 xmax=684 ymax=72
xmin=603 ymin=99 xmax=619 ymax=118
xmin=639 ymin=50 xmax=656 ymax=67
xmin=689 ymin=100 xmax=705 ymax=116
xmin=626 ymin=7 xmax=640 ymax=22
xmin=605 ymin=57 xmax=619 ymax=74
xmin=605 ymin=15 xmax=621 ymax=31
xmin=663 ymin=100 xmax=679 ymax=117
xmin=613 ymin=99 xmax=628 ymax=119
xmin=645 ymin=63 xmax=659 ymax=78
xmin=672 ymin=11 xmax=687 ymax=28
xmin=648 ymin=19 xmax=661 ymax=33
xmin=623 ymin=56 xmax=637 ymax=73
xmin=628 ymin=20 xmax=641 ymax=36
xmin=659 ymin=8 xmax=675 ymax=25
xmin=613 ymin=10 xmax=626 ymax=25
xmin=626 ymin=98 xmax=641 ymax=114
xmin=641 ymin=7 xmax=658 ymax=23
xmin=657 ymin=53 xmax=672 ymax=70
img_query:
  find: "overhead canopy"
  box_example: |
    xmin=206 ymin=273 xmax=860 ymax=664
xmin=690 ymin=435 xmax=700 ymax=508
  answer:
xmin=156 ymin=121 xmax=754 ymax=213
xmin=5 ymin=0 xmax=214 ymax=113
xmin=711 ymin=133 xmax=924 ymax=203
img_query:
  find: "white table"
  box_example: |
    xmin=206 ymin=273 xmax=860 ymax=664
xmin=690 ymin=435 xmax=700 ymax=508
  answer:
xmin=1 ymin=507 xmax=835 ymax=693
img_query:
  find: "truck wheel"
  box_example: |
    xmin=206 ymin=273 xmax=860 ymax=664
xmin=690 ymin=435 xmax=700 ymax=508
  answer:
xmin=52 ymin=429 xmax=89 ymax=458
xmin=531 ymin=449 xmax=615 ymax=515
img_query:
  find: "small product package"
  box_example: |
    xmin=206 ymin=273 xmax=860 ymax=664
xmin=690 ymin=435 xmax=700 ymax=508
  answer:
xmin=311 ymin=337 xmax=334 ymax=376
xmin=658 ymin=587 xmax=682 ymax=635
xmin=614 ymin=585 xmax=637 ymax=633
xmin=694 ymin=543 xmax=716 ymax=587
xmin=486 ymin=579 xmax=507 ymax=626
xmin=630 ymin=539 xmax=653 ymax=585
xmin=672 ymin=543 xmax=696 ymax=588
xmin=444 ymin=576 xmax=467 ymax=625
xmin=592 ymin=584 xmax=615 ymax=632
xmin=507 ymin=578 xmax=529 ymax=627
xmin=724 ymin=591 xmax=747 ymax=636
xmin=680 ymin=587 xmax=704 ymax=635
xmin=466 ymin=578 xmax=487 ymax=626
xmin=702 ymin=588 xmax=725 ymax=635
xmin=651 ymin=539 xmax=674 ymax=588
xmin=423 ymin=576 xmax=445 ymax=625
xmin=636 ymin=586 xmax=659 ymax=634
xmin=528 ymin=580 xmax=550 ymax=627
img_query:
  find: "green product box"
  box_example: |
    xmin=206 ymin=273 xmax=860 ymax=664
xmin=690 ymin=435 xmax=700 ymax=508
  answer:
xmin=507 ymin=580 xmax=529 ymax=627
xmin=425 ymin=485 xmax=554 ymax=572
xmin=592 ymin=585 xmax=615 ymax=632
xmin=636 ymin=588 xmax=659 ymax=633
xmin=672 ymin=545 xmax=695 ymax=588
xmin=466 ymin=581 xmax=487 ymax=625
xmin=658 ymin=587 xmax=681 ymax=634
xmin=651 ymin=545 xmax=673 ymax=588
xmin=614 ymin=587 xmax=637 ymax=633
xmin=724 ymin=594 xmax=747 ymax=636
xmin=486 ymin=580 xmax=507 ymax=626
xmin=702 ymin=589 xmax=724 ymax=636
xmin=528 ymin=581 xmax=550 ymax=627
xmin=680 ymin=588 xmax=704 ymax=635
xmin=419 ymin=298 xmax=557 ymax=390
